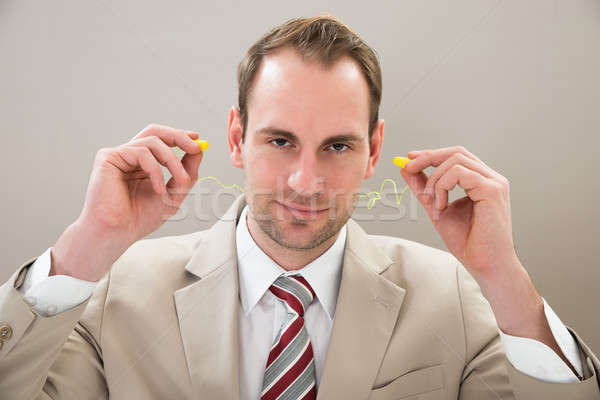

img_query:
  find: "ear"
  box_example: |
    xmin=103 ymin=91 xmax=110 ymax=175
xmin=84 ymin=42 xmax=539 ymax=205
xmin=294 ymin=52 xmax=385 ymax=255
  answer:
xmin=364 ymin=119 xmax=384 ymax=180
xmin=228 ymin=106 xmax=244 ymax=169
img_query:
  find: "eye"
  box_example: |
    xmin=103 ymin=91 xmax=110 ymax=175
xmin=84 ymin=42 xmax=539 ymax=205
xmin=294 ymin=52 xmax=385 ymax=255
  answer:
xmin=269 ymin=138 xmax=350 ymax=154
xmin=270 ymin=138 xmax=291 ymax=148
xmin=329 ymin=143 xmax=349 ymax=154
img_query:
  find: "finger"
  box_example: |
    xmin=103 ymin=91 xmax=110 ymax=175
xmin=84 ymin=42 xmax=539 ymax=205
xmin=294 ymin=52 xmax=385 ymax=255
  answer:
xmin=405 ymin=145 xmax=493 ymax=176
xmin=116 ymin=147 xmax=166 ymax=195
xmin=433 ymin=164 xmax=489 ymax=213
xmin=128 ymin=136 xmax=191 ymax=186
xmin=424 ymin=153 xmax=494 ymax=199
xmin=134 ymin=124 xmax=203 ymax=155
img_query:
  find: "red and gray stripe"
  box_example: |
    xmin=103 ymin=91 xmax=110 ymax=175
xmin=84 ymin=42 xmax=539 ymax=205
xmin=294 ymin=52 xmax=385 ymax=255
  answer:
xmin=261 ymin=275 xmax=317 ymax=400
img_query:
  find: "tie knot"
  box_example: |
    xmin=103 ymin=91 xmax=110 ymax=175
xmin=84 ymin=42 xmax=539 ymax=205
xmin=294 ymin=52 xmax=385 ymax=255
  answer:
xmin=269 ymin=275 xmax=316 ymax=317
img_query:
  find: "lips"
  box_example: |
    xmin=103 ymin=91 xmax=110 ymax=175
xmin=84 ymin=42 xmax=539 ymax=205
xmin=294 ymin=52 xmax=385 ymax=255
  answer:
xmin=280 ymin=202 xmax=328 ymax=212
xmin=277 ymin=201 xmax=329 ymax=217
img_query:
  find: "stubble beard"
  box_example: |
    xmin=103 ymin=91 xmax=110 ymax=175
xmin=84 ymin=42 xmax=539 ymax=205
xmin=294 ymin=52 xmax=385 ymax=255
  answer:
xmin=247 ymin=193 xmax=358 ymax=251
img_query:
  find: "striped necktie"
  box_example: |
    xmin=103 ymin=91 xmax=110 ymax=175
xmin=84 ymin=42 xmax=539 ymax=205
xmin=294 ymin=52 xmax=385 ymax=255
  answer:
xmin=261 ymin=274 xmax=317 ymax=400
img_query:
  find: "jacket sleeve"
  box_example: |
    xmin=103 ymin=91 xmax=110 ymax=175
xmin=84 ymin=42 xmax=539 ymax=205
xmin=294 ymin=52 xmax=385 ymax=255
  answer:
xmin=456 ymin=262 xmax=600 ymax=400
xmin=0 ymin=257 xmax=110 ymax=400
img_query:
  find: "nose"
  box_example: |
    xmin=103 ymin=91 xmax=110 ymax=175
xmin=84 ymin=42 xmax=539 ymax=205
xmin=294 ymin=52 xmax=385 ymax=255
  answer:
xmin=287 ymin=151 xmax=325 ymax=197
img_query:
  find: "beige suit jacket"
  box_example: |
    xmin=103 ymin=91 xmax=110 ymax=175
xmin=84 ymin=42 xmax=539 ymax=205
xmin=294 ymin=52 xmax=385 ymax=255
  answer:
xmin=0 ymin=193 xmax=599 ymax=399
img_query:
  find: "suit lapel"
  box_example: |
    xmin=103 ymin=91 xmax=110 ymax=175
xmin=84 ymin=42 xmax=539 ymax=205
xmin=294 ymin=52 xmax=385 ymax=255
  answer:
xmin=174 ymin=194 xmax=246 ymax=400
xmin=316 ymin=218 xmax=407 ymax=400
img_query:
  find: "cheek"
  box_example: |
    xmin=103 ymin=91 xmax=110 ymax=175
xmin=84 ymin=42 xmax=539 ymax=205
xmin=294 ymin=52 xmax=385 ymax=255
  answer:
xmin=325 ymin=159 xmax=366 ymax=199
xmin=244 ymin=150 xmax=286 ymax=189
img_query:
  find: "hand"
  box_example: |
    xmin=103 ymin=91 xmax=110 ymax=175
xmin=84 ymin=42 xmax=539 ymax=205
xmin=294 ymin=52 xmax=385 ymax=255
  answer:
xmin=399 ymin=145 xmax=517 ymax=282
xmin=51 ymin=124 xmax=205 ymax=281
xmin=83 ymin=124 xmax=204 ymax=240
xmin=399 ymin=146 xmax=582 ymax=378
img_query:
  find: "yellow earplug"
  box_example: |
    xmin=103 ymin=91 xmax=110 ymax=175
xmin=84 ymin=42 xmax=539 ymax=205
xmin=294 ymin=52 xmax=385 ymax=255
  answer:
xmin=194 ymin=139 xmax=210 ymax=151
xmin=393 ymin=156 xmax=411 ymax=168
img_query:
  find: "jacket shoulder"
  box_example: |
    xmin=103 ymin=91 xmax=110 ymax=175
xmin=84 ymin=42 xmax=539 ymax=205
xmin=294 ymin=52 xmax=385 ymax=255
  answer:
xmin=108 ymin=229 xmax=209 ymax=293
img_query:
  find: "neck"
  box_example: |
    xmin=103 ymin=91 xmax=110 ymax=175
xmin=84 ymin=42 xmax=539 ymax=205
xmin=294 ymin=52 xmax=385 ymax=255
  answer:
xmin=245 ymin=212 xmax=341 ymax=271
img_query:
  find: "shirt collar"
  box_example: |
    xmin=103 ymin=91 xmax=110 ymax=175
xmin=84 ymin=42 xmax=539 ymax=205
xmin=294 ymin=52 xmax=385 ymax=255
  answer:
xmin=236 ymin=204 xmax=347 ymax=321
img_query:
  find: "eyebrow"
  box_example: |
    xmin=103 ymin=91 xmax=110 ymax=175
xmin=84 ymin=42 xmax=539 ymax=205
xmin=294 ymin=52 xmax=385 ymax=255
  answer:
xmin=256 ymin=126 xmax=365 ymax=146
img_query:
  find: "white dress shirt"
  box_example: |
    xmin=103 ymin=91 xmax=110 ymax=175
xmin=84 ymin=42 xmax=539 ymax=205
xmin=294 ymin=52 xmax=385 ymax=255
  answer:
xmin=236 ymin=205 xmax=346 ymax=399
xmin=19 ymin=204 xmax=583 ymax=399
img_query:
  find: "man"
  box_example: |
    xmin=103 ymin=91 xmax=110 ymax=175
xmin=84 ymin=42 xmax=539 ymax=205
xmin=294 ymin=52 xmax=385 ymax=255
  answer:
xmin=0 ymin=14 xmax=598 ymax=400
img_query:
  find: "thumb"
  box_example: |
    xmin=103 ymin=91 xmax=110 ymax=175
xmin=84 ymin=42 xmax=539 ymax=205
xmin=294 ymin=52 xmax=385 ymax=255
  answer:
xmin=181 ymin=150 xmax=204 ymax=181
xmin=400 ymin=167 xmax=435 ymax=217
xmin=163 ymin=151 xmax=204 ymax=208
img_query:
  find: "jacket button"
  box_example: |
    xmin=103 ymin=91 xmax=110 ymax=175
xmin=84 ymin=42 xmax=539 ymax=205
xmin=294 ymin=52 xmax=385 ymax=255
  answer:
xmin=0 ymin=325 xmax=13 ymax=341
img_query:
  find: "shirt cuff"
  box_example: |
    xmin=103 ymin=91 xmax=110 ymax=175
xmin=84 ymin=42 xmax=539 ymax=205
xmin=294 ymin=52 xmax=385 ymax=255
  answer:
xmin=497 ymin=297 xmax=584 ymax=383
xmin=18 ymin=247 xmax=98 ymax=317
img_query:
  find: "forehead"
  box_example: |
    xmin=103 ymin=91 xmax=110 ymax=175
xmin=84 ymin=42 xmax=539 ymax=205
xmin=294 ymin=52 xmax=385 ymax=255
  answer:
xmin=246 ymin=47 xmax=371 ymax=135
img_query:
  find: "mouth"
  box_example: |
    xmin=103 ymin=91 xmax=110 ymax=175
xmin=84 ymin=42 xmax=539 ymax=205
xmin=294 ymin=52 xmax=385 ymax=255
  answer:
xmin=276 ymin=201 xmax=329 ymax=219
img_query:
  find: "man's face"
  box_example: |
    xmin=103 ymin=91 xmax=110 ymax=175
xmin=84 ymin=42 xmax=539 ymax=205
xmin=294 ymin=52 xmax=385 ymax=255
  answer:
xmin=228 ymin=47 xmax=383 ymax=251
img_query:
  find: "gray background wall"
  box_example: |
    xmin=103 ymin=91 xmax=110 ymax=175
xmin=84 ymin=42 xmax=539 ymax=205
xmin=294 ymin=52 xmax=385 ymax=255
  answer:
xmin=1 ymin=0 xmax=598 ymax=353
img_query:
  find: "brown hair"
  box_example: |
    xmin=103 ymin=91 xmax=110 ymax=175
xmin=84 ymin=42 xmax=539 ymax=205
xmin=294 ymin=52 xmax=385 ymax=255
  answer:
xmin=237 ymin=14 xmax=383 ymax=142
